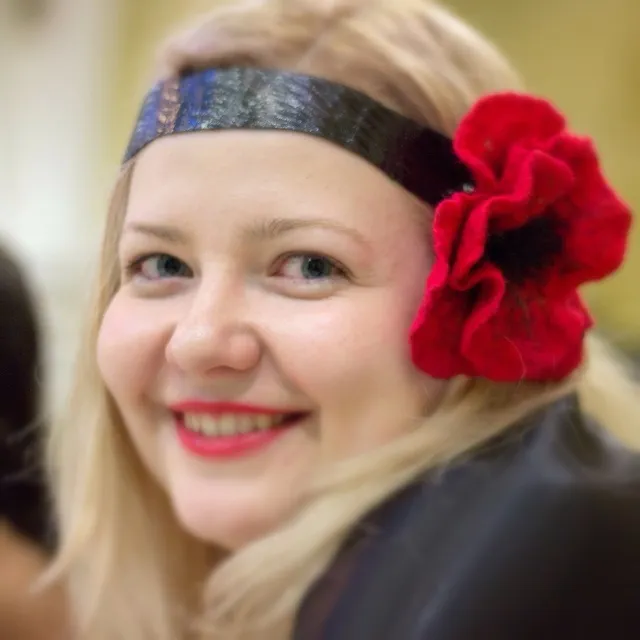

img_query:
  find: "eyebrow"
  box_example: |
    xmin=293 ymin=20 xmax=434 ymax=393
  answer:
xmin=123 ymin=217 xmax=370 ymax=248
xmin=244 ymin=217 xmax=371 ymax=248
xmin=123 ymin=222 xmax=188 ymax=244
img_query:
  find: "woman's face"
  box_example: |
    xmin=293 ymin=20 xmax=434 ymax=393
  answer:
xmin=97 ymin=130 xmax=441 ymax=549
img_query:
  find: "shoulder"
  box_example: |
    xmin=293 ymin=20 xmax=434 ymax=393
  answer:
xmin=295 ymin=395 xmax=640 ymax=640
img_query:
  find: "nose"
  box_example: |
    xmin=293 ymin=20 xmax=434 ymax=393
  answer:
xmin=165 ymin=277 xmax=261 ymax=376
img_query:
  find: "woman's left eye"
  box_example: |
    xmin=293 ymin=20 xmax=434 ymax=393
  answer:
xmin=274 ymin=254 xmax=347 ymax=282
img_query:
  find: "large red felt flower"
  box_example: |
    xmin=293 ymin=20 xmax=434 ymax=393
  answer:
xmin=410 ymin=93 xmax=632 ymax=381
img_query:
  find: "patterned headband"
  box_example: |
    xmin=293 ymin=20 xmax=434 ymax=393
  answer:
xmin=124 ymin=67 xmax=473 ymax=207
xmin=123 ymin=66 xmax=631 ymax=382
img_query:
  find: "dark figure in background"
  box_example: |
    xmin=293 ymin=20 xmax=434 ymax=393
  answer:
xmin=0 ymin=243 xmax=67 ymax=638
xmin=0 ymin=243 xmax=50 ymax=547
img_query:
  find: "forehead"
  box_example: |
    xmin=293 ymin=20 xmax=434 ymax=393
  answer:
xmin=126 ymin=130 xmax=427 ymax=242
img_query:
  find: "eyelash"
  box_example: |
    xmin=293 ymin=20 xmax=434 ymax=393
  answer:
xmin=122 ymin=252 xmax=350 ymax=286
xmin=123 ymin=253 xmax=191 ymax=281
xmin=272 ymin=252 xmax=350 ymax=282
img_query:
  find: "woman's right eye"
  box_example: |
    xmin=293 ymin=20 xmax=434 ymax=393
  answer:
xmin=124 ymin=253 xmax=192 ymax=281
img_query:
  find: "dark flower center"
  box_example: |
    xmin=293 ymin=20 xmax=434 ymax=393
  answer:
xmin=485 ymin=214 xmax=564 ymax=285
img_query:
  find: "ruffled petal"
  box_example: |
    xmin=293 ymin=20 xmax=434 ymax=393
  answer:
xmin=461 ymin=290 xmax=592 ymax=380
xmin=410 ymin=287 xmax=470 ymax=378
xmin=551 ymin=137 xmax=632 ymax=288
xmin=453 ymin=93 xmax=566 ymax=190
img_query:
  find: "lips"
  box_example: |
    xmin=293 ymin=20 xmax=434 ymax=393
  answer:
xmin=169 ymin=401 xmax=309 ymax=458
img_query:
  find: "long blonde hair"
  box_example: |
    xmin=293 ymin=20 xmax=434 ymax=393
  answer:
xmin=47 ymin=1 xmax=640 ymax=639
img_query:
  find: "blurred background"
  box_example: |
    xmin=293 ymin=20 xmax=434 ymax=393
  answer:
xmin=1 ymin=0 xmax=639 ymax=410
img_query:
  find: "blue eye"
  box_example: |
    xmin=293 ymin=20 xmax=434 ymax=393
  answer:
xmin=126 ymin=253 xmax=191 ymax=281
xmin=276 ymin=254 xmax=345 ymax=281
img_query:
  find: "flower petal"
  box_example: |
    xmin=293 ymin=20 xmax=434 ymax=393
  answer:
xmin=493 ymin=150 xmax=575 ymax=230
xmin=410 ymin=287 xmax=470 ymax=378
xmin=444 ymin=153 xmax=574 ymax=288
xmin=462 ymin=289 xmax=593 ymax=380
xmin=454 ymin=93 xmax=566 ymax=189
xmin=448 ymin=198 xmax=493 ymax=285
xmin=429 ymin=193 xmax=475 ymax=289
xmin=550 ymin=137 xmax=632 ymax=289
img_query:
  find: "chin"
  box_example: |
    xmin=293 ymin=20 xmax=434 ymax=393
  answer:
xmin=166 ymin=473 xmax=298 ymax=550
xmin=179 ymin=515 xmax=263 ymax=551
xmin=176 ymin=505 xmax=290 ymax=551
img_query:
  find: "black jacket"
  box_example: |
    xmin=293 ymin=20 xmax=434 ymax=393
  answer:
xmin=294 ymin=395 xmax=640 ymax=639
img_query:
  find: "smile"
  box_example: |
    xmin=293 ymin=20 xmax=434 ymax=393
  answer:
xmin=170 ymin=401 xmax=308 ymax=459
xmin=184 ymin=412 xmax=292 ymax=436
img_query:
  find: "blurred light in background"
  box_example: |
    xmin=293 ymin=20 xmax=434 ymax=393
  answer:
xmin=1 ymin=0 xmax=120 ymax=408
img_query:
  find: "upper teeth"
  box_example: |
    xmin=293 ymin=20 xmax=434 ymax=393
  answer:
xmin=184 ymin=413 xmax=286 ymax=436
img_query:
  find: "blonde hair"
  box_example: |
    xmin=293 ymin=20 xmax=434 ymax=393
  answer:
xmin=47 ymin=1 xmax=640 ymax=639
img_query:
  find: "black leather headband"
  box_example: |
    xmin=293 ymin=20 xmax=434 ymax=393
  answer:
xmin=124 ymin=67 xmax=473 ymax=206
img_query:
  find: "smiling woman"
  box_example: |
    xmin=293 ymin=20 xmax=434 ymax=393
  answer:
xmin=98 ymin=129 xmax=434 ymax=549
xmin=46 ymin=1 xmax=640 ymax=639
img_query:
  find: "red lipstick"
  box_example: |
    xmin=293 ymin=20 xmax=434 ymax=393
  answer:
xmin=170 ymin=401 xmax=305 ymax=459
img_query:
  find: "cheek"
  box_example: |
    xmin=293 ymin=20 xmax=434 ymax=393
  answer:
xmin=259 ymin=250 xmax=431 ymax=453
xmin=265 ymin=288 xmax=423 ymax=403
xmin=96 ymin=294 xmax=167 ymax=405
xmin=278 ymin=245 xmax=429 ymax=392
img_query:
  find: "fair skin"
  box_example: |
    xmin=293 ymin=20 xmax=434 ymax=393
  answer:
xmin=97 ymin=130 xmax=442 ymax=549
